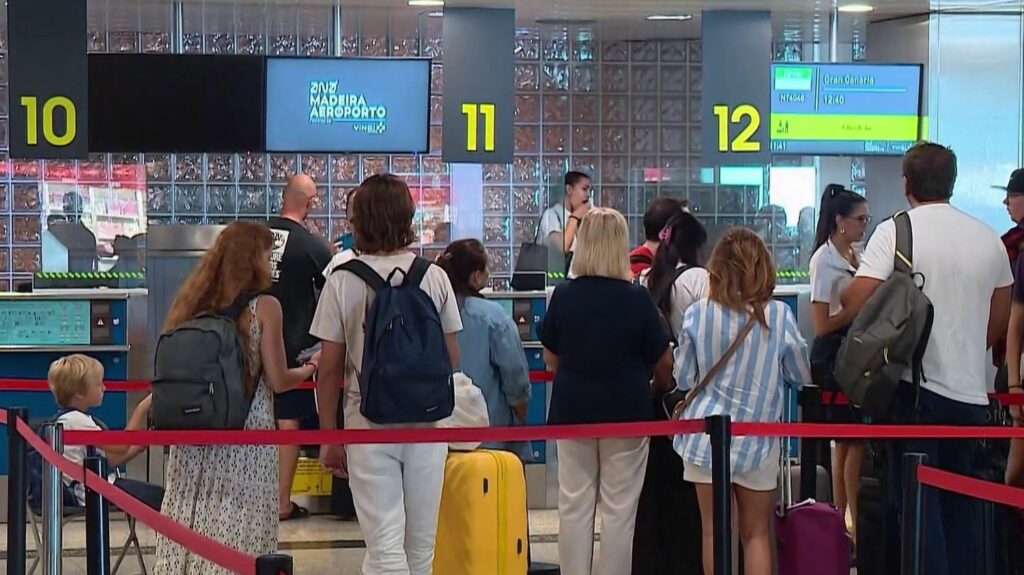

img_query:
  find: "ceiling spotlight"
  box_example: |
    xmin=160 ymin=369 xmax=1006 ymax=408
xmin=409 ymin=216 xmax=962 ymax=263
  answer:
xmin=408 ymin=0 xmax=444 ymax=7
xmin=838 ymin=4 xmax=874 ymax=12
xmin=646 ymin=14 xmax=694 ymax=21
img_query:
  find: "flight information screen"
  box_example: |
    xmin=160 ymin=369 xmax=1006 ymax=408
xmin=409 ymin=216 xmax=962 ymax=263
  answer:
xmin=0 ymin=301 xmax=90 ymax=346
xmin=769 ymin=63 xmax=923 ymax=156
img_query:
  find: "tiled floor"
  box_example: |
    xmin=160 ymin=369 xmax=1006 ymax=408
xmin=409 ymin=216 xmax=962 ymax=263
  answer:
xmin=0 ymin=511 xmax=569 ymax=575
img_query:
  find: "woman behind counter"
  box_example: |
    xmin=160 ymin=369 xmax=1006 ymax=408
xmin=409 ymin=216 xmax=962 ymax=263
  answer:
xmin=437 ymin=239 xmax=533 ymax=461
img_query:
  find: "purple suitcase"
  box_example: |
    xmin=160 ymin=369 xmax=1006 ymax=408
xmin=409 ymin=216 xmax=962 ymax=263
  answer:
xmin=775 ymin=499 xmax=850 ymax=575
xmin=775 ymin=388 xmax=850 ymax=575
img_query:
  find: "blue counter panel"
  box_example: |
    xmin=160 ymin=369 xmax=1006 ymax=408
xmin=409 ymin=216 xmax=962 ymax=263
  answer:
xmin=0 ymin=391 xmax=127 ymax=474
xmin=0 ymin=352 xmax=128 ymax=380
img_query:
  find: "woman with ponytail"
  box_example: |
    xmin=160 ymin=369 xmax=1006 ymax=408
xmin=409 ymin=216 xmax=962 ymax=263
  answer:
xmin=808 ymin=183 xmax=870 ymax=543
xmin=639 ymin=209 xmax=709 ymax=340
xmin=437 ymin=239 xmax=533 ymax=461
xmin=632 ymin=206 xmax=708 ymax=575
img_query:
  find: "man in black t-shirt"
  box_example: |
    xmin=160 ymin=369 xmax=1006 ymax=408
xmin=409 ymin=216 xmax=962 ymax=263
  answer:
xmin=267 ymin=173 xmax=332 ymax=521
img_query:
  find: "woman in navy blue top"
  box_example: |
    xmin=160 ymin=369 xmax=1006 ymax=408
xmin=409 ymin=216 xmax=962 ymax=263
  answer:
xmin=540 ymin=207 xmax=672 ymax=575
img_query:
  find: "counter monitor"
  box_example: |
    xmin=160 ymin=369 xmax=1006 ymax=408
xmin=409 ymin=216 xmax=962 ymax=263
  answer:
xmin=0 ymin=300 xmax=91 ymax=346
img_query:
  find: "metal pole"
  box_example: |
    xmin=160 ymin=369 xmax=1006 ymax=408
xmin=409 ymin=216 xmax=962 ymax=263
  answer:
xmin=707 ymin=414 xmax=732 ymax=575
xmin=85 ymin=457 xmax=111 ymax=575
xmin=170 ymin=1 xmax=184 ymax=54
xmin=41 ymin=423 xmax=64 ymax=575
xmin=331 ymin=3 xmax=342 ymax=58
xmin=7 ymin=407 xmax=29 ymax=575
xmin=255 ymin=554 xmax=293 ymax=575
xmin=829 ymin=1 xmax=840 ymax=63
xmin=900 ymin=452 xmax=927 ymax=575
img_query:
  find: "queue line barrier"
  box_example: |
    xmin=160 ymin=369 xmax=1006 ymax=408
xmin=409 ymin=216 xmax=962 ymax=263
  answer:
xmin=9 ymin=401 xmax=1024 ymax=575
xmin=1 ymin=406 xmax=293 ymax=575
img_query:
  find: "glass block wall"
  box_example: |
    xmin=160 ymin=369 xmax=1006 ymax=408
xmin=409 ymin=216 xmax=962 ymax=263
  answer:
xmin=0 ymin=1 xmax=793 ymax=290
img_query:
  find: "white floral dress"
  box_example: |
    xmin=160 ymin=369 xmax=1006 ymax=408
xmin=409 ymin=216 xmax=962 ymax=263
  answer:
xmin=154 ymin=300 xmax=278 ymax=575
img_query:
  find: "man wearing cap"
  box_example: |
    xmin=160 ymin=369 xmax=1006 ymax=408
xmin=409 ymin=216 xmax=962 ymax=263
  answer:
xmin=999 ymin=169 xmax=1024 ymax=490
xmin=993 ymin=170 xmax=1024 ymax=371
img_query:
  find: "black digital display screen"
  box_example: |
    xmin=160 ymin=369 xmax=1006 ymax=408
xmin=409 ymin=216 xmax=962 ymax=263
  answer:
xmin=88 ymin=54 xmax=265 ymax=153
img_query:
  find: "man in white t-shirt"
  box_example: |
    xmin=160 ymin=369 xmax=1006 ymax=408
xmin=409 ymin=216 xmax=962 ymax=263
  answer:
xmin=539 ymin=171 xmax=592 ymax=274
xmin=841 ymin=142 xmax=1012 ymax=575
xmin=311 ymin=174 xmax=462 ymax=575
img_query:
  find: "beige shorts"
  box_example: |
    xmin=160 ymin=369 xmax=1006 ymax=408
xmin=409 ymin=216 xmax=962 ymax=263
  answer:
xmin=683 ymin=447 xmax=780 ymax=492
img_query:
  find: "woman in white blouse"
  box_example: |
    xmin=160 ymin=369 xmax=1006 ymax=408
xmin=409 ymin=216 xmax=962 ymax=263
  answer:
xmin=807 ymin=183 xmax=870 ymax=544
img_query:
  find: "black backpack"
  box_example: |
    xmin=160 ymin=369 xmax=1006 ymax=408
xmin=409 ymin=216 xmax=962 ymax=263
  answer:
xmin=151 ymin=294 xmax=258 ymax=430
xmin=335 ymin=257 xmax=455 ymax=424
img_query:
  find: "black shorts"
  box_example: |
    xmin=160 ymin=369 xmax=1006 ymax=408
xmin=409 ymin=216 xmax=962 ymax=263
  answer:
xmin=274 ymin=388 xmax=317 ymax=421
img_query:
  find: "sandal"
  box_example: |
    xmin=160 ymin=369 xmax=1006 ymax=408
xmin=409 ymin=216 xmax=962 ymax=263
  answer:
xmin=280 ymin=502 xmax=310 ymax=521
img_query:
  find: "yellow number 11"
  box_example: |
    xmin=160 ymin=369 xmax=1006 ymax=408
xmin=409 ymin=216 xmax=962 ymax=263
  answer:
xmin=462 ymin=102 xmax=496 ymax=152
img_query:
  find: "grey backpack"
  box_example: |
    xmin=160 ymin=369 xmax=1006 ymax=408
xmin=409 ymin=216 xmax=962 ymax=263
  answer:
xmin=151 ymin=294 xmax=257 ymax=430
xmin=835 ymin=211 xmax=934 ymax=420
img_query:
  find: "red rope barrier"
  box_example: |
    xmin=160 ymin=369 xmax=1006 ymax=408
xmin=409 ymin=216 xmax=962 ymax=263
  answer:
xmin=917 ymin=465 xmax=1024 ymax=508
xmin=819 ymin=390 xmax=1024 ymax=407
xmin=14 ymin=417 xmax=258 ymax=575
xmin=58 ymin=420 xmax=1024 ymax=447
xmin=0 ymin=372 xmax=556 ymax=394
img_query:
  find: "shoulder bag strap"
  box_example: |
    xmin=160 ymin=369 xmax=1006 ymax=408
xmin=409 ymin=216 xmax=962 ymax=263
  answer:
xmin=893 ymin=211 xmax=914 ymax=275
xmin=673 ymin=313 xmax=758 ymax=420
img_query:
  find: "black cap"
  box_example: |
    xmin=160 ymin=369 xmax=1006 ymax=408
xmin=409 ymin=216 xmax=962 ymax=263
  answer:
xmin=996 ymin=169 xmax=1024 ymax=196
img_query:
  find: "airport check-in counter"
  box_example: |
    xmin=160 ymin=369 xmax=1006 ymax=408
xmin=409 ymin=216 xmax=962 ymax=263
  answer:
xmin=0 ymin=288 xmax=154 ymax=517
xmin=481 ymin=289 xmax=553 ymax=509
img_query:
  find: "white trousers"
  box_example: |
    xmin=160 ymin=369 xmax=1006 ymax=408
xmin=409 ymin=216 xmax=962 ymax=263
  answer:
xmin=557 ymin=437 xmax=650 ymax=575
xmin=347 ymin=442 xmax=448 ymax=575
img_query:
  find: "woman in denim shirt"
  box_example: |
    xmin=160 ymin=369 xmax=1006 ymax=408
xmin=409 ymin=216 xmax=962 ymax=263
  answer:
xmin=438 ymin=239 xmax=533 ymax=462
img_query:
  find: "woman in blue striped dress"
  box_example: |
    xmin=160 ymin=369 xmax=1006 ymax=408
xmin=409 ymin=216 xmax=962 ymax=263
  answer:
xmin=672 ymin=227 xmax=812 ymax=575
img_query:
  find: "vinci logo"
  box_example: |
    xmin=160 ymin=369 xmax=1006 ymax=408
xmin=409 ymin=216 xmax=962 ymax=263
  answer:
xmin=308 ymin=80 xmax=388 ymax=134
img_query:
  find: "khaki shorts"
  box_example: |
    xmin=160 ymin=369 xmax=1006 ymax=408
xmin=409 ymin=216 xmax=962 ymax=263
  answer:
xmin=683 ymin=444 xmax=780 ymax=492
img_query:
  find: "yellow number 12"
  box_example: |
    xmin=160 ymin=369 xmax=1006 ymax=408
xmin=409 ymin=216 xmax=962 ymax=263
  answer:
xmin=20 ymin=95 xmax=77 ymax=147
xmin=713 ymin=104 xmax=761 ymax=153
xmin=462 ymin=102 xmax=496 ymax=152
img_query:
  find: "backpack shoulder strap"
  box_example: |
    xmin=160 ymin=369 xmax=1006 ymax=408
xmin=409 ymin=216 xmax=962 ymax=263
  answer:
xmin=630 ymin=252 xmax=654 ymax=265
xmin=219 ymin=292 xmax=260 ymax=319
xmin=404 ymin=256 xmax=433 ymax=288
xmin=336 ymin=259 xmax=387 ymax=292
xmin=651 ymin=264 xmax=690 ymax=303
xmin=893 ymin=211 xmax=913 ymax=275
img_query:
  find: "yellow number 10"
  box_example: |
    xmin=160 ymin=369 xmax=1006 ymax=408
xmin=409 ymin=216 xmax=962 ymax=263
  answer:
xmin=462 ymin=102 xmax=496 ymax=152
xmin=20 ymin=96 xmax=77 ymax=147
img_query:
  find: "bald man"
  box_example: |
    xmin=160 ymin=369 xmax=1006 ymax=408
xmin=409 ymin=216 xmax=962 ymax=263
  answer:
xmin=267 ymin=173 xmax=332 ymax=521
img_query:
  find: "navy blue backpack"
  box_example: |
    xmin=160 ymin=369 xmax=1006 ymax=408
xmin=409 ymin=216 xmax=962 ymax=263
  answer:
xmin=27 ymin=409 xmax=104 ymax=511
xmin=335 ymin=256 xmax=455 ymax=424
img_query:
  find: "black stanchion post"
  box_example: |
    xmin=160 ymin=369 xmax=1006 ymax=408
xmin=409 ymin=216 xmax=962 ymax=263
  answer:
xmin=901 ymin=452 xmax=927 ymax=575
xmin=798 ymin=386 xmax=821 ymax=500
xmin=7 ymin=407 xmax=28 ymax=575
xmin=85 ymin=456 xmax=111 ymax=575
xmin=707 ymin=414 xmax=732 ymax=575
xmin=256 ymin=554 xmax=294 ymax=575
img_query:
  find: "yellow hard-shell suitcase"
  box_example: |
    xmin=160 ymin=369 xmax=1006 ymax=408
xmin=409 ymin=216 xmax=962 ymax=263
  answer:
xmin=433 ymin=449 xmax=528 ymax=575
